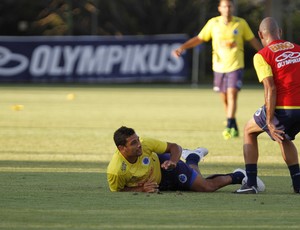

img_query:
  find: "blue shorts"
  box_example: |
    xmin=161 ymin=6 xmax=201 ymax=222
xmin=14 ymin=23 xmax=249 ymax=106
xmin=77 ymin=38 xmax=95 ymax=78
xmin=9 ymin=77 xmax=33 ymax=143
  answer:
xmin=158 ymin=153 xmax=198 ymax=191
xmin=213 ymin=69 xmax=243 ymax=93
xmin=254 ymin=105 xmax=300 ymax=141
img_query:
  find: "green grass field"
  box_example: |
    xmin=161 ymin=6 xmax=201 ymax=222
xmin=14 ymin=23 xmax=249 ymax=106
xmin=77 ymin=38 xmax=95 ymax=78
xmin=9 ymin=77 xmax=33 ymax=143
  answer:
xmin=1 ymin=84 xmax=300 ymax=230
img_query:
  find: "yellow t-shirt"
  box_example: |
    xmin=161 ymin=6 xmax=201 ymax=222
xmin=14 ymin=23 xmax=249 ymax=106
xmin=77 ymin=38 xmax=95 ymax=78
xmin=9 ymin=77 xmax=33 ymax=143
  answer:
xmin=107 ymin=137 xmax=168 ymax=192
xmin=253 ymin=53 xmax=273 ymax=82
xmin=198 ymin=16 xmax=255 ymax=73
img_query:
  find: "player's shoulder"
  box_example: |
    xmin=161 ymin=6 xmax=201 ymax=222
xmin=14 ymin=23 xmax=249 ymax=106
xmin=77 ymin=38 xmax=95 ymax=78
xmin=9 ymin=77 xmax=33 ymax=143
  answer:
xmin=207 ymin=16 xmax=221 ymax=24
xmin=140 ymin=136 xmax=157 ymax=143
xmin=207 ymin=16 xmax=247 ymax=25
xmin=140 ymin=136 xmax=159 ymax=149
xmin=232 ymin=16 xmax=248 ymax=24
xmin=253 ymin=52 xmax=265 ymax=64
xmin=107 ymin=151 xmax=126 ymax=175
xmin=291 ymin=41 xmax=300 ymax=50
xmin=140 ymin=136 xmax=167 ymax=153
xmin=140 ymin=136 xmax=165 ymax=146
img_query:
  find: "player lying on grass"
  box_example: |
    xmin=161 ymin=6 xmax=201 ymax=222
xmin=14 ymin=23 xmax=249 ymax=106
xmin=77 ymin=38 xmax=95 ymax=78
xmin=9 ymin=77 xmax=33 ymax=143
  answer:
xmin=107 ymin=126 xmax=265 ymax=193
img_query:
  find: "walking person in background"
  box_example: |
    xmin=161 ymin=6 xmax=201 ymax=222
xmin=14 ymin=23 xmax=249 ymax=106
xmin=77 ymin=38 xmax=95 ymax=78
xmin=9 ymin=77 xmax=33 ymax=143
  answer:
xmin=173 ymin=0 xmax=262 ymax=140
xmin=235 ymin=17 xmax=300 ymax=194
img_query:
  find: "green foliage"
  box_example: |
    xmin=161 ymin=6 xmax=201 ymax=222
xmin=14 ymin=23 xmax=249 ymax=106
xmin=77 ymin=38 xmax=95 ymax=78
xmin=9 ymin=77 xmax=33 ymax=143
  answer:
xmin=0 ymin=0 xmax=299 ymax=42
xmin=1 ymin=85 xmax=300 ymax=229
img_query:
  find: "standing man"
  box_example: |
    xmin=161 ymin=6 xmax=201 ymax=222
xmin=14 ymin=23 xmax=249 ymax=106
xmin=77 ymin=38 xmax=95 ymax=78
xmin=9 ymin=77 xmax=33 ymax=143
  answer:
xmin=107 ymin=126 xmax=265 ymax=193
xmin=173 ymin=0 xmax=262 ymax=139
xmin=235 ymin=17 xmax=300 ymax=194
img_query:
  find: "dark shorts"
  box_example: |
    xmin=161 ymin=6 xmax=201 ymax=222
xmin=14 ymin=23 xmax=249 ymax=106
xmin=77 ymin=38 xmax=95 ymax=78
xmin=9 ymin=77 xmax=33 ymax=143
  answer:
xmin=254 ymin=105 xmax=300 ymax=141
xmin=213 ymin=69 xmax=244 ymax=93
xmin=158 ymin=153 xmax=198 ymax=191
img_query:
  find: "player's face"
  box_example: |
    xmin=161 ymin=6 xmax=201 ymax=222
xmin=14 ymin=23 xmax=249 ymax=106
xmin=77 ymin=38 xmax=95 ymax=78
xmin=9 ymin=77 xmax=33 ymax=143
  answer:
xmin=218 ymin=1 xmax=233 ymax=17
xmin=124 ymin=133 xmax=142 ymax=157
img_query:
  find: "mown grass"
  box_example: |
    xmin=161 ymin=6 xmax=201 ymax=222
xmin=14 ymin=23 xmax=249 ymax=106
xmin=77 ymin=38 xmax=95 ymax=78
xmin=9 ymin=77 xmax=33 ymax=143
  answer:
xmin=1 ymin=85 xmax=300 ymax=229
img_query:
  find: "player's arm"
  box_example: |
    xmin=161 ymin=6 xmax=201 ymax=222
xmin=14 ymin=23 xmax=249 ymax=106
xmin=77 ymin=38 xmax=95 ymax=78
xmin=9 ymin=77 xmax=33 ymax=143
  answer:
xmin=248 ymin=37 xmax=263 ymax=51
xmin=120 ymin=167 xmax=159 ymax=193
xmin=254 ymin=53 xmax=284 ymax=142
xmin=120 ymin=178 xmax=159 ymax=193
xmin=242 ymin=19 xmax=263 ymax=51
xmin=160 ymin=142 xmax=182 ymax=170
xmin=173 ymin=36 xmax=204 ymax=57
xmin=262 ymin=77 xmax=285 ymax=142
xmin=108 ymin=173 xmax=159 ymax=193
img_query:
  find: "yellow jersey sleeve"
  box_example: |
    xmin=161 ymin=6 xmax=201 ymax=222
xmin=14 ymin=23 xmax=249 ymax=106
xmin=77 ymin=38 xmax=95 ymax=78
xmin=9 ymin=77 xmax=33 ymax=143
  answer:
xmin=198 ymin=18 xmax=213 ymax=42
xmin=253 ymin=53 xmax=273 ymax=82
xmin=107 ymin=171 xmax=125 ymax=192
xmin=140 ymin=137 xmax=168 ymax=155
xmin=242 ymin=19 xmax=255 ymax=41
xmin=106 ymin=151 xmax=127 ymax=191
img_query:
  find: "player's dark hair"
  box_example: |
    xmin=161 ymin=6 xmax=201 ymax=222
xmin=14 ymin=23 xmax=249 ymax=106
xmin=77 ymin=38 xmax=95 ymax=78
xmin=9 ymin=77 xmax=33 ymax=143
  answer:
xmin=113 ymin=126 xmax=135 ymax=147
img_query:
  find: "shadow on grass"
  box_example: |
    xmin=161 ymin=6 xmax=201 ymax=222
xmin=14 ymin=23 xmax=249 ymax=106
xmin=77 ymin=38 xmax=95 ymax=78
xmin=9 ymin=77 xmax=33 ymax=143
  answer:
xmin=0 ymin=160 xmax=108 ymax=168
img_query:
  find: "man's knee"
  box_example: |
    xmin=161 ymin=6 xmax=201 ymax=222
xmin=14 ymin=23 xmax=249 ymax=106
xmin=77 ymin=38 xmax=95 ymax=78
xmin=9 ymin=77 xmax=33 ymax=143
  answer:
xmin=244 ymin=118 xmax=261 ymax=136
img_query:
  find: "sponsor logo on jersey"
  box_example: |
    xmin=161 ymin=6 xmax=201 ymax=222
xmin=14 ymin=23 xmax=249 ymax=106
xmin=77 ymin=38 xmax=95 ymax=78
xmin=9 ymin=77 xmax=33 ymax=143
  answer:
xmin=269 ymin=41 xmax=294 ymax=52
xmin=121 ymin=161 xmax=127 ymax=172
xmin=275 ymin=51 xmax=300 ymax=68
xmin=220 ymin=40 xmax=237 ymax=49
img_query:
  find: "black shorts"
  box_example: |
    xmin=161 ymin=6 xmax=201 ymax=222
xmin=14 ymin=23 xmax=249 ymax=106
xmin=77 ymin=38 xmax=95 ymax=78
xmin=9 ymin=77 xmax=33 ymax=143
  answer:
xmin=158 ymin=153 xmax=198 ymax=191
xmin=254 ymin=105 xmax=300 ymax=140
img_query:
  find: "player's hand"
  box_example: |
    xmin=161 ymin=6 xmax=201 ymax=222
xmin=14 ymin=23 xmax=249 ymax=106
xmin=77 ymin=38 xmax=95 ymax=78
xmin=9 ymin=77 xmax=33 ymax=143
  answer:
xmin=267 ymin=123 xmax=285 ymax=143
xmin=138 ymin=178 xmax=159 ymax=193
xmin=172 ymin=48 xmax=183 ymax=58
xmin=161 ymin=160 xmax=177 ymax=171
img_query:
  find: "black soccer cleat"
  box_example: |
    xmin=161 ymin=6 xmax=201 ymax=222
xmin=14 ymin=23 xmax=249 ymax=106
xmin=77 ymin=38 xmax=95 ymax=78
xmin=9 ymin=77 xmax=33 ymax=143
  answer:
xmin=234 ymin=184 xmax=258 ymax=194
xmin=294 ymin=188 xmax=300 ymax=194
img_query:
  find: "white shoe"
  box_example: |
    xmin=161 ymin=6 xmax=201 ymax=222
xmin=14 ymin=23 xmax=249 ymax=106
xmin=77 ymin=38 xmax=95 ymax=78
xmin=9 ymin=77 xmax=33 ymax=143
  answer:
xmin=181 ymin=147 xmax=209 ymax=161
xmin=233 ymin=168 xmax=265 ymax=192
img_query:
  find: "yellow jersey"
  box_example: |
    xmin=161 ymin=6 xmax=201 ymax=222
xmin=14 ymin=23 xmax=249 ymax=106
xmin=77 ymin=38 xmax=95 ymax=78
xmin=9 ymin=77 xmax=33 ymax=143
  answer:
xmin=198 ymin=16 xmax=255 ymax=73
xmin=107 ymin=137 xmax=167 ymax=191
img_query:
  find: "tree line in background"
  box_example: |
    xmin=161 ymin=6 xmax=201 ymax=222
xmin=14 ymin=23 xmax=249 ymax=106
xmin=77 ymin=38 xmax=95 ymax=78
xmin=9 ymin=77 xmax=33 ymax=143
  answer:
xmin=0 ymin=0 xmax=299 ymax=82
xmin=1 ymin=0 xmax=299 ymax=42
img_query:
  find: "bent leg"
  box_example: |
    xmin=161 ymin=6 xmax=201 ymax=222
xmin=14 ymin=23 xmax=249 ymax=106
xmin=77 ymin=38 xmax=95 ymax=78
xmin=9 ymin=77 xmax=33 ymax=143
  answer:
xmin=243 ymin=117 xmax=264 ymax=187
xmin=279 ymin=140 xmax=300 ymax=192
xmin=188 ymin=164 xmax=201 ymax=175
xmin=279 ymin=139 xmax=298 ymax=166
xmin=243 ymin=118 xmax=264 ymax=164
